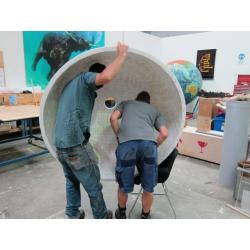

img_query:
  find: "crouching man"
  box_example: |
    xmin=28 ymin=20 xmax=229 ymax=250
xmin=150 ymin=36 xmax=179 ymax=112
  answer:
xmin=110 ymin=91 xmax=168 ymax=219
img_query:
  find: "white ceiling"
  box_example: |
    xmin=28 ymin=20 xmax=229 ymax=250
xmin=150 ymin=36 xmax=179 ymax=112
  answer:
xmin=143 ymin=31 xmax=207 ymax=38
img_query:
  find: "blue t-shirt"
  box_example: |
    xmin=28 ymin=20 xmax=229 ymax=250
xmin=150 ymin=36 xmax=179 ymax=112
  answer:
xmin=54 ymin=72 xmax=97 ymax=148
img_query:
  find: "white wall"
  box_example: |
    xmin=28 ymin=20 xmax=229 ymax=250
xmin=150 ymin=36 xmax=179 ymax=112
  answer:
xmin=106 ymin=31 xmax=162 ymax=59
xmin=105 ymin=31 xmax=123 ymax=46
xmin=161 ymin=31 xmax=250 ymax=94
xmin=0 ymin=31 xmax=161 ymax=89
xmin=0 ymin=31 xmax=26 ymax=89
xmin=1 ymin=31 xmax=250 ymax=94
xmin=124 ymin=31 xmax=162 ymax=59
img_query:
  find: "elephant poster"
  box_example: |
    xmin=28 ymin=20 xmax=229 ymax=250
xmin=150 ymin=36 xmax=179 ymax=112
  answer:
xmin=23 ymin=31 xmax=105 ymax=90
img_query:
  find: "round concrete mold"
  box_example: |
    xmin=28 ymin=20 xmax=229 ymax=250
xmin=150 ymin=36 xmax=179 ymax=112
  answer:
xmin=40 ymin=47 xmax=186 ymax=180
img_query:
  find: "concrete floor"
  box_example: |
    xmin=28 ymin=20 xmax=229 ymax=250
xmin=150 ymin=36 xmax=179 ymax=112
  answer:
xmin=0 ymin=138 xmax=247 ymax=219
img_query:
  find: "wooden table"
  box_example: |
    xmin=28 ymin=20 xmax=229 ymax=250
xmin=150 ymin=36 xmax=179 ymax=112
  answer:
xmin=0 ymin=105 xmax=48 ymax=168
xmin=0 ymin=105 xmax=40 ymax=122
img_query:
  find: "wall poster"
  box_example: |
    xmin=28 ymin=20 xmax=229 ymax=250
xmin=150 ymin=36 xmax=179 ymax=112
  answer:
xmin=0 ymin=51 xmax=5 ymax=87
xmin=196 ymin=49 xmax=216 ymax=79
xmin=23 ymin=31 xmax=105 ymax=90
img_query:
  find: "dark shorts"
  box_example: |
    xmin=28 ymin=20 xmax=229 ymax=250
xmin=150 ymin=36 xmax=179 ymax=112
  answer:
xmin=116 ymin=140 xmax=158 ymax=193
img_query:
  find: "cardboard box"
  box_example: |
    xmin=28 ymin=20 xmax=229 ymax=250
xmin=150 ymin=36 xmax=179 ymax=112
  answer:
xmin=177 ymin=126 xmax=223 ymax=164
xmin=0 ymin=123 xmax=12 ymax=132
xmin=233 ymin=84 xmax=250 ymax=95
xmin=32 ymin=93 xmax=43 ymax=104
xmin=18 ymin=93 xmax=43 ymax=105
xmin=0 ymin=94 xmax=11 ymax=105
xmin=198 ymin=98 xmax=213 ymax=117
xmin=16 ymin=94 xmax=36 ymax=105
xmin=0 ymin=93 xmax=42 ymax=105
xmin=197 ymin=116 xmax=212 ymax=132
xmin=197 ymin=97 xmax=222 ymax=132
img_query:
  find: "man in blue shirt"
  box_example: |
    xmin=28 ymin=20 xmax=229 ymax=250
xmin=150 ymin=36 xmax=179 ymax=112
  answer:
xmin=54 ymin=42 xmax=128 ymax=219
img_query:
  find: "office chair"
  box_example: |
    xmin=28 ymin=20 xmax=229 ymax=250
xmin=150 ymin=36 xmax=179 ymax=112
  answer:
xmin=128 ymin=148 xmax=178 ymax=219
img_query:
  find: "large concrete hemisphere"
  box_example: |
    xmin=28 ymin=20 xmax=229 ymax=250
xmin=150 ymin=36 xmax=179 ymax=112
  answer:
xmin=40 ymin=47 xmax=186 ymax=179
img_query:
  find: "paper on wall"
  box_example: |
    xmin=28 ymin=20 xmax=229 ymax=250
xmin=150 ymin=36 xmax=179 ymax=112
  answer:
xmin=0 ymin=51 xmax=5 ymax=87
xmin=0 ymin=68 xmax=5 ymax=87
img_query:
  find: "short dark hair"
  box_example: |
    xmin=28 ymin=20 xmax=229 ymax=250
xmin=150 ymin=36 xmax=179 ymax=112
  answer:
xmin=89 ymin=63 xmax=106 ymax=73
xmin=136 ymin=91 xmax=150 ymax=104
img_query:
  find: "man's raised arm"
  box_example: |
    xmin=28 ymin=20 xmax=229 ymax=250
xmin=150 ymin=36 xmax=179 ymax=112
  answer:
xmin=96 ymin=42 xmax=128 ymax=85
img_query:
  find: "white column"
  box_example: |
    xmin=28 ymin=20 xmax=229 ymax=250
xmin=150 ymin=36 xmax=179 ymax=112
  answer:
xmin=219 ymin=101 xmax=250 ymax=188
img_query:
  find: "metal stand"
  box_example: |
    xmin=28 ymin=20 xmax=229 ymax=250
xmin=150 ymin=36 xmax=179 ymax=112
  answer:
xmin=230 ymin=167 xmax=250 ymax=218
xmin=0 ymin=118 xmax=49 ymax=168
xmin=128 ymin=183 xmax=177 ymax=219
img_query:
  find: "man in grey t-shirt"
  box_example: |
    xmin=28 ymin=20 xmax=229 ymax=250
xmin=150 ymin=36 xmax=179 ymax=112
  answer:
xmin=110 ymin=91 xmax=168 ymax=219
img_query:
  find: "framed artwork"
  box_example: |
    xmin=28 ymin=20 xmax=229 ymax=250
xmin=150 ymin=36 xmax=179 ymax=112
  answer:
xmin=23 ymin=31 xmax=105 ymax=90
xmin=196 ymin=49 xmax=216 ymax=79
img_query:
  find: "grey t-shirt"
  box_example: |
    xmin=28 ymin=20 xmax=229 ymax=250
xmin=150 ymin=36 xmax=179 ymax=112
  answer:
xmin=116 ymin=100 xmax=166 ymax=143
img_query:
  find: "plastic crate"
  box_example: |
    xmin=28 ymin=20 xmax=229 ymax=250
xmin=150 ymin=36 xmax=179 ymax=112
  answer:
xmin=212 ymin=114 xmax=225 ymax=132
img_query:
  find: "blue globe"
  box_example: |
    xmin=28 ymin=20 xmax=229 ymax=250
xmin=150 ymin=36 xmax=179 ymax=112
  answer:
xmin=168 ymin=60 xmax=202 ymax=104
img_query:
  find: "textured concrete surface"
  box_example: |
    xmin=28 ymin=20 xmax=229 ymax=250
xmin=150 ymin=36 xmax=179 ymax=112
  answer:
xmin=0 ymin=138 xmax=247 ymax=219
xmin=40 ymin=48 xmax=185 ymax=180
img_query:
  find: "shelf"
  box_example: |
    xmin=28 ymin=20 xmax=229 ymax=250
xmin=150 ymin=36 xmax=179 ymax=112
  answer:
xmin=0 ymin=126 xmax=40 ymax=136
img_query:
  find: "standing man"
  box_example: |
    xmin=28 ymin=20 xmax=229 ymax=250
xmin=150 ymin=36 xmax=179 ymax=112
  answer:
xmin=54 ymin=42 xmax=128 ymax=219
xmin=110 ymin=91 xmax=168 ymax=219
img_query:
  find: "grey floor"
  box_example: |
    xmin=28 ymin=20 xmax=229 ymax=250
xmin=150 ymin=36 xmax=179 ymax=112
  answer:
xmin=0 ymin=137 xmax=247 ymax=219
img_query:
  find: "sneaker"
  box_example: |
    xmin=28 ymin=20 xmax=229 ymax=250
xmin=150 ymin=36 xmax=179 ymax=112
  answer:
xmin=79 ymin=209 xmax=85 ymax=219
xmin=115 ymin=208 xmax=127 ymax=219
xmin=105 ymin=209 xmax=113 ymax=219
xmin=141 ymin=211 xmax=151 ymax=219
xmin=65 ymin=209 xmax=85 ymax=219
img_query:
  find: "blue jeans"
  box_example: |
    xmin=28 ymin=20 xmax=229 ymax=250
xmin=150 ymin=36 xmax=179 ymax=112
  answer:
xmin=116 ymin=140 xmax=158 ymax=193
xmin=57 ymin=143 xmax=108 ymax=219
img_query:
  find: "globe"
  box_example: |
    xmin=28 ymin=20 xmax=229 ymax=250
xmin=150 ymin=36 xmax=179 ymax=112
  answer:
xmin=167 ymin=60 xmax=202 ymax=104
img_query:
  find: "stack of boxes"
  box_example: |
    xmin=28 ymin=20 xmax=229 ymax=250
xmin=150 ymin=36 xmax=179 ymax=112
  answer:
xmin=233 ymin=74 xmax=250 ymax=95
xmin=196 ymin=97 xmax=223 ymax=132
xmin=178 ymin=97 xmax=225 ymax=164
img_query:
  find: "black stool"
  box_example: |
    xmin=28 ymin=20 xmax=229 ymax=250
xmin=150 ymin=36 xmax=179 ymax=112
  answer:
xmin=128 ymin=148 xmax=178 ymax=218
